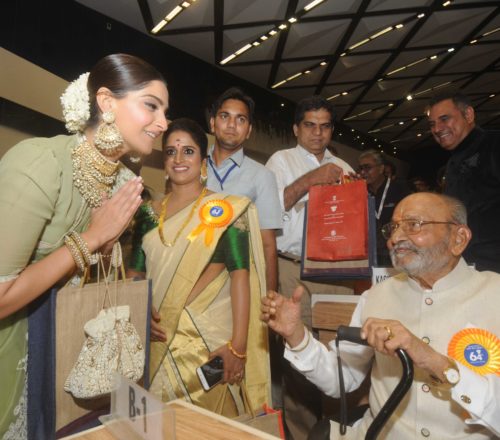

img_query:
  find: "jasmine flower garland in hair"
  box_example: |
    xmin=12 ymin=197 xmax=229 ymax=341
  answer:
xmin=60 ymin=72 xmax=90 ymax=133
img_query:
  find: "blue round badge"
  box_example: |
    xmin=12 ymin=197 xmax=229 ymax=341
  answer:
xmin=464 ymin=344 xmax=489 ymax=367
xmin=209 ymin=206 xmax=224 ymax=217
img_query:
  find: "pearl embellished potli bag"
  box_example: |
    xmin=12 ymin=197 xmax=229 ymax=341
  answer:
xmin=64 ymin=253 xmax=145 ymax=399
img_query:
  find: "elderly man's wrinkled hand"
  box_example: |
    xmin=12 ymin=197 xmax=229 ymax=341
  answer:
xmin=261 ymin=286 xmax=305 ymax=345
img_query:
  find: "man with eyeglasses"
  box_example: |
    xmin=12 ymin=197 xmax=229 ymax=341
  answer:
xmin=266 ymin=96 xmax=355 ymax=439
xmin=358 ymin=150 xmax=410 ymax=266
xmin=262 ymin=192 xmax=500 ymax=439
xmin=427 ymin=92 xmax=500 ymax=273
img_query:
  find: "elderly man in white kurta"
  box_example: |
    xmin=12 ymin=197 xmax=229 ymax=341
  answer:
xmin=261 ymin=192 xmax=500 ymax=439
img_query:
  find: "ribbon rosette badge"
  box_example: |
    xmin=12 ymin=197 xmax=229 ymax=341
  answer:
xmin=448 ymin=328 xmax=500 ymax=376
xmin=187 ymin=200 xmax=233 ymax=246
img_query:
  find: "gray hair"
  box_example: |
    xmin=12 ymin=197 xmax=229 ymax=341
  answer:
xmin=441 ymin=194 xmax=468 ymax=225
xmin=359 ymin=149 xmax=384 ymax=165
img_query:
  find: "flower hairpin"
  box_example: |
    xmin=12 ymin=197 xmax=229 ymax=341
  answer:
xmin=60 ymin=72 xmax=90 ymax=133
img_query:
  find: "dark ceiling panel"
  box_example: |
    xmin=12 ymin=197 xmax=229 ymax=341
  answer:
xmin=74 ymin=0 xmax=500 ymax=158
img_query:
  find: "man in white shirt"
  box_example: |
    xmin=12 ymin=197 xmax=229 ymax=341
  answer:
xmin=266 ymin=96 xmax=356 ymax=439
xmin=266 ymin=96 xmax=355 ymax=324
xmin=262 ymin=192 xmax=500 ymax=439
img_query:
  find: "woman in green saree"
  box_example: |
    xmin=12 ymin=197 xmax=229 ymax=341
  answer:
xmin=128 ymin=118 xmax=271 ymax=417
xmin=0 ymin=54 xmax=168 ymax=439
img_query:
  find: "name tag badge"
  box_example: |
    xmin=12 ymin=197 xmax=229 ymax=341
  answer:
xmin=372 ymin=266 xmax=398 ymax=285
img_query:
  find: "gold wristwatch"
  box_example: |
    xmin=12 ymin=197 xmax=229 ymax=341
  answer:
xmin=431 ymin=357 xmax=460 ymax=388
xmin=443 ymin=357 xmax=460 ymax=386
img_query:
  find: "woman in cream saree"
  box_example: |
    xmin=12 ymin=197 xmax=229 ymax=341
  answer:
xmin=128 ymin=118 xmax=271 ymax=416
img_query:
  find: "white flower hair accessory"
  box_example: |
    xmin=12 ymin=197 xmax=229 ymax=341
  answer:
xmin=60 ymin=72 xmax=91 ymax=133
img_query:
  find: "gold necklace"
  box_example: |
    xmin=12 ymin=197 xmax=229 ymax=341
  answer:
xmin=158 ymin=187 xmax=208 ymax=247
xmin=72 ymin=138 xmax=119 ymax=208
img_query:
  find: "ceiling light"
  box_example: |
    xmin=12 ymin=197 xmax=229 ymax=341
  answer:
xmin=418 ymin=13 xmax=425 ymax=18
xmin=269 ymin=30 xmax=277 ymax=36
xmin=490 ymin=94 xmax=496 ymax=98
xmin=281 ymin=103 xmax=285 ymax=107
xmin=327 ymin=94 xmax=340 ymax=100
xmin=406 ymin=95 xmax=413 ymax=101
xmin=252 ymin=41 xmax=260 ymax=46
xmin=220 ymin=54 xmax=236 ymax=65
xmin=304 ymin=0 xmax=325 ymax=12
xmin=260 ymin=35 xmax=268 ymax=41
xmin=279 ymin=24 xmax=287 ymax=30
xmin=151 ymin=0 xmax=198 ymax=33
xmin=387 ymin=66 xmax=406 ymax=76
xmin=305 ymin=70 xmax=311 ymax=74
xmin=351 ymin=129 xmax=355 ymax=132
xmin=349 ymin=38 xmax=370 ymax=50
xmin=448 ymin=47 xmax=455 ymax=52
xmin=340 ymin=52 xmax=346 ymax=57
xmin=395 ymin=24 xmax=404 ymax=29
xmin=320 ymin=61 xmax=327 ymax=66
xmin=417 ymin=133 xmax=422 ymax=137
xmin=470 ymin=39 xmax=478 ymax=44
xmin=342 ymin=91 xmax=348 ymax=96
xmin=288 ymin=17 xmax=297 ymax=23
xmin=399 ymin=121 xmax=404 ymax=125
xmin=235 ymin=44 xmax=252 ymax=55
xmin=388 ymin=103 xmax=394 ymax=107
xmin=412 ymin=117 xmax=418 ymax=121
xmin=166 ymin=5 xmax=183 ymax=21
xmin=430 ymin=55 xmax=437 ymax=59
xmin=407 ymin=58 xmax=427 ymax=67
xmin=483 ymin=27 xmax=500 ymax=37
xmin=443 ymin=1 xmax=451 ymax=6
xmin=370 ymin=27 xmax=393 ymax=39
xmin=361 ymin=142 xmax=364 ymax=145
xmin=271 ymin=80 xmax=287 ymax=89
xmin=151 ymin=20 xmax=167 ymax=34
xmin=286 ymin=72 xmax=302 ymax=81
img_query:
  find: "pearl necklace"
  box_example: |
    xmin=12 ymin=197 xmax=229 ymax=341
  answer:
xmin=158 ymin=187 xmax=208 ymax=247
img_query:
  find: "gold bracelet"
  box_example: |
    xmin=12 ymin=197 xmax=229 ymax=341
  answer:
xmin=69 ymin=231 xmax=92 ymax=265
xmin=227 ymin=340 xmax=247 ymax=359
xmin=64 ymin=235 xmax=86 ymax=272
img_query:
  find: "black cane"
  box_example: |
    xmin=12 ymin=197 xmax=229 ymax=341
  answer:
xmin=336 ymin=326 xmax=414 ymax=440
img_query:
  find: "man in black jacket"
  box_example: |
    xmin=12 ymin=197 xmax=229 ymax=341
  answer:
xmin=427 ymin=92 xmax=500 ymax=273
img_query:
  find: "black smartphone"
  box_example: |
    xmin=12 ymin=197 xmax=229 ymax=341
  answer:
xmin=196 ymin=356 xmax=224 ymax=391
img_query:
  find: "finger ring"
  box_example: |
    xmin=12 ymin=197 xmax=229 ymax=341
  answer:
xmin=384 ymin=326 xmax=394 ymax=340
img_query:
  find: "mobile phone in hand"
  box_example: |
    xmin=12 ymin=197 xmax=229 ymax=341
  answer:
xmin=196 ymin=356 xmax=224 ymax=391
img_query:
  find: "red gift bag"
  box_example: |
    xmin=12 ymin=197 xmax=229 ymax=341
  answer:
xmin=306 ymin=180 xmax=368 ymax=261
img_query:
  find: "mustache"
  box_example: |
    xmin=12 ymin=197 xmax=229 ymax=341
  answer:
xmin=390 ymin=241 xmax=420 ymax=256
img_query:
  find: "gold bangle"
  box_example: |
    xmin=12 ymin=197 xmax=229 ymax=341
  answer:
xmin=69 ymin=231 xmax=92 ymax=265
xmin=227 ymin=340 xmax=247 ymax=359
xmin=64 ymin=235 xmax=86 ymax=272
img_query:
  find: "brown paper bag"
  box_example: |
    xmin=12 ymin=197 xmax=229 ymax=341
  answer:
xmin=55 ymin=277 xmax=151 ymax=433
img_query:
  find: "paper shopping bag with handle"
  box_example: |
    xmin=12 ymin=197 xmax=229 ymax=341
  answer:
xmin=306 ymin=180 xmax=369 ymax=261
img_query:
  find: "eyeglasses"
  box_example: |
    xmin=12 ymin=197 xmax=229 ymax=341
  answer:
xmin=381 ymin=219 xmax=458 ymax=239
xmin=357 ymin=164 xmax=379 ymax=172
